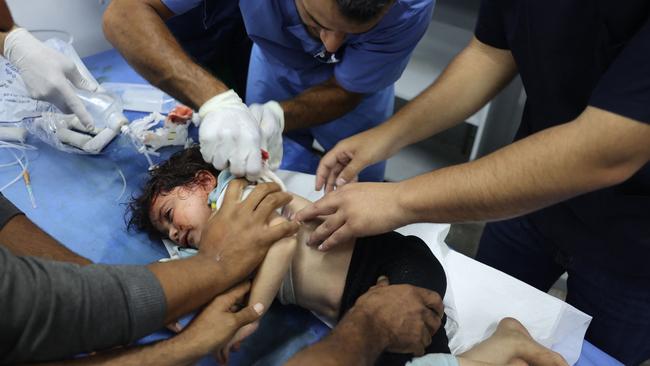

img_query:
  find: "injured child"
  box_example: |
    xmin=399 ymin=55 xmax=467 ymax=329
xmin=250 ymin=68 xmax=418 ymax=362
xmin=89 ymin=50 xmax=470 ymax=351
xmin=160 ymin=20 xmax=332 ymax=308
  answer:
xmin=127 ymin=146 xmax=567 ymax=366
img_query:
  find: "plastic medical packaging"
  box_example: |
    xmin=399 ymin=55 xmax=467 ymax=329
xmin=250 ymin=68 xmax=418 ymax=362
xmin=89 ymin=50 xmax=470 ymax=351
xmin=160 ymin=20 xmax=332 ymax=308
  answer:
xmin=24 ymin=92 xmax=128 ymax=154
xmin=101 ymin=82 xmax=176 ymax=114
xmin=0 ymin=31 xmax=129 ymax=154
xmin=76 ymin=89 xmax=128 ymax=130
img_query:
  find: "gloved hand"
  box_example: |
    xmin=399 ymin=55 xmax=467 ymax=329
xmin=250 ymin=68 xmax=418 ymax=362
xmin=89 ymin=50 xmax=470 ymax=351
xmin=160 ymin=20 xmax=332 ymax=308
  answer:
xmin=249 ymin=101 xmax=284 ymax=171
xmin=4 ymin=28 xmax=99 ymax=129
xmin=199 ymin=90 xmax=263 ymax=180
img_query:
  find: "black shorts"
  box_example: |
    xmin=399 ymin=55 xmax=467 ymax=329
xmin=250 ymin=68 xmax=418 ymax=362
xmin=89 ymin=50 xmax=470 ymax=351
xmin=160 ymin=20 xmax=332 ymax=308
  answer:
xmin=339 ymin=231 xmax=450 ymax=365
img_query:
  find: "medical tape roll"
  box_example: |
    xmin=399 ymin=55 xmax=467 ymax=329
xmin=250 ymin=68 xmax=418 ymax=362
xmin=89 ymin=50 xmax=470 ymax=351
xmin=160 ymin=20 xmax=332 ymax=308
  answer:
xmin=0 ymin=127 xmax=28 ymax=142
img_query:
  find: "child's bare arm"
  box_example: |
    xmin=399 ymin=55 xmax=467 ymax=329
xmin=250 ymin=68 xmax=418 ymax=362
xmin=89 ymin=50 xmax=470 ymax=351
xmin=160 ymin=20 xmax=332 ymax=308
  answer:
xmin=215 ymin=212 xmax=299 ymax=363
xmin=246 ymin=193 xmax=313 ymax=311
xmin=248 ymin=214 xmax=298 ymax=312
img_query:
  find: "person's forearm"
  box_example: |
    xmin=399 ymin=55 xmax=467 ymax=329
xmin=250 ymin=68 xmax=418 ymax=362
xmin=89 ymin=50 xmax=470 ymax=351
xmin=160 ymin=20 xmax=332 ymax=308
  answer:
xmin=281 ymin=77 xmax=364 ymax=131
xmin=376 ymin=37 xmax=517 ymax=155
xmin=35 ymin=283 xmax=256 ymax=366
xmin=286 ymin=305 xmax=388 ymax=366
xmin=35 ymin=329 xmax=209 ymax=366
xmin=399 ymin=107 xmax=650 ymax=223
xmin=148 ymin=253 xmax=251 ymax=324
xmin=0 ymin=214 xmax=91 ymax=265
xmin=0 ymin=246 xmax=165 ymax=364
xmin=0 ymin=0 xmax=15 ymax=52
xmin=102 ymin=0 xmax=228 ymax=109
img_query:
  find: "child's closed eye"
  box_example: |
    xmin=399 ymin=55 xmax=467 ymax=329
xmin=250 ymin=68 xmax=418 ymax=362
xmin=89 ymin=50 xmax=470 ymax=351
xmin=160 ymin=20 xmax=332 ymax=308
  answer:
xmin=165 ymin=208 xmax=173 ymax=222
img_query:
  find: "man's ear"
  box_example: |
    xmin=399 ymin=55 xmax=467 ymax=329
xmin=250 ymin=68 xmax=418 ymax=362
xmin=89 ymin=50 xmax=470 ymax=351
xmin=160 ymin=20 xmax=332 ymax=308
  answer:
xmin=194 ymin=170 xmax=217 ymax=190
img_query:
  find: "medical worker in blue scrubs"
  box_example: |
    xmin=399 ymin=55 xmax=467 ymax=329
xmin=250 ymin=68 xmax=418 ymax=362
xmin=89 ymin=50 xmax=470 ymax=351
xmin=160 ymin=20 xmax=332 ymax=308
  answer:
xmin=103 ymin=0 xmax=434 ymax=182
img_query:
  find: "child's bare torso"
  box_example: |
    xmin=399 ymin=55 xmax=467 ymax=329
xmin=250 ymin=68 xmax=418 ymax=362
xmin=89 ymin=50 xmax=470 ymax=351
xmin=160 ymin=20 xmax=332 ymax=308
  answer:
xmin=280 ymin=194 xmax=355 ymax=323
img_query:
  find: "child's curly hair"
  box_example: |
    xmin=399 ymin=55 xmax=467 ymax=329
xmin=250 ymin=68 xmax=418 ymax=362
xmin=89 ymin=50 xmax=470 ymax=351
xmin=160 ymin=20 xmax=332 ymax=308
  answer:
xmin=127 ymin=145 xmax=219 ymax=239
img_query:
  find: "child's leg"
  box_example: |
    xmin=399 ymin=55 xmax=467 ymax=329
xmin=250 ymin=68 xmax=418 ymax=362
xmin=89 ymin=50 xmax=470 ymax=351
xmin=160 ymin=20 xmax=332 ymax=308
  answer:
xmin=338 ymin=231 xmax=450 ymax=366
xmin=457 ymin=318 xmax=568 ymax=366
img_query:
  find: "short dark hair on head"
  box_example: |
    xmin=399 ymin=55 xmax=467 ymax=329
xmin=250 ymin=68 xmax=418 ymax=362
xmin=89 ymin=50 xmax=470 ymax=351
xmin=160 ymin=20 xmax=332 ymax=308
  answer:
xmin=335 ymin=0 xmax=394 ymax=23
xmin=126 ymin=145 xmax=219 ymax=240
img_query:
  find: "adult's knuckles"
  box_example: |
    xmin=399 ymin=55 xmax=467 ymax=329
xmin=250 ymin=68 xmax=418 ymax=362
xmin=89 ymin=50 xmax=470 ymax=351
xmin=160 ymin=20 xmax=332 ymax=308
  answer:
xmin=259 ymin=192 xmax=284 ymax=208
xmin=251 ymin=183 xmax=277 ymax=197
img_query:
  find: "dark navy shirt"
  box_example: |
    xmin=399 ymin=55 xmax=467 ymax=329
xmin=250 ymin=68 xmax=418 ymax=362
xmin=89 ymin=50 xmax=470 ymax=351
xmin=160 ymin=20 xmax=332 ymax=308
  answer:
xmin=475 ymin=1 xmax=650 ymax=275
xmin=163 ymin=0 xmax=249 ymax=65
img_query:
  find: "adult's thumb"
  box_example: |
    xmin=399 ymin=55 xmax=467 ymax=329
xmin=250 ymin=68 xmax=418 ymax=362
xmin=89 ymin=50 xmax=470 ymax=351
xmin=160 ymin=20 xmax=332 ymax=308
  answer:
xmin=234 ymin=303 xmax=264 ymax=326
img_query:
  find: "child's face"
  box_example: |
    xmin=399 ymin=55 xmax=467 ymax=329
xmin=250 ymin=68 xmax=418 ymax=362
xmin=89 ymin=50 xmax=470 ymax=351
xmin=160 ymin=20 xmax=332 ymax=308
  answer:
xmin=149 ymin=174 xmax=216 ymax=249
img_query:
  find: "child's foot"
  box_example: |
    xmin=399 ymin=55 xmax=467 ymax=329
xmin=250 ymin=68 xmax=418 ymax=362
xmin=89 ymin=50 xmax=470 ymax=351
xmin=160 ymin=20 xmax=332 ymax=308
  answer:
xmin=459 ymin=317 xmax=569 ymax=366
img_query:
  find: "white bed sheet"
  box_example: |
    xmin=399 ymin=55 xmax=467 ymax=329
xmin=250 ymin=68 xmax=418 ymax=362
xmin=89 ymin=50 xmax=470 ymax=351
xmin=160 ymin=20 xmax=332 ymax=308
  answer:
xmin=278 ymin=170 xmax=591 ymax=365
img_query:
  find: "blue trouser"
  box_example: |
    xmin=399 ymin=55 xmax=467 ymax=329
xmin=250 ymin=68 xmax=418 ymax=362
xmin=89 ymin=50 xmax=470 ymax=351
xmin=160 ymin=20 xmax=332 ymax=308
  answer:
xmin=476 ymin=215 xmax=650 ymax=365
xmin=246 ymin=44 xmax=391 ymax=182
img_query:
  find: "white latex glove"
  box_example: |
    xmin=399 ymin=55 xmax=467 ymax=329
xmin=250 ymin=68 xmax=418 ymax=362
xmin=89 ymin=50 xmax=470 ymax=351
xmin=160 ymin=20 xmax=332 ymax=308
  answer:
xmin=199 ymin=90 xmax=263 ymax=180
xmin=249 ymin=101 xmax=284 ymax=171
xmin=3 ymin=28 xmax=99 ymax=128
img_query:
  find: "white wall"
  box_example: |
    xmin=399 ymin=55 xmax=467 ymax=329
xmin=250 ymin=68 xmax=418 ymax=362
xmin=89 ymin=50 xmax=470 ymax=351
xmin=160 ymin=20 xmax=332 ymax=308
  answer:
xmin=6 ymin=0 xmax=112 ymax=57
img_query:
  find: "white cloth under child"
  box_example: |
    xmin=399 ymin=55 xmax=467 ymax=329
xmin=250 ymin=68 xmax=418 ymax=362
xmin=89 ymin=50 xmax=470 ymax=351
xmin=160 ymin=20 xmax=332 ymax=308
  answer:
xmin=407 ymin=353 xmax=459 ymax=366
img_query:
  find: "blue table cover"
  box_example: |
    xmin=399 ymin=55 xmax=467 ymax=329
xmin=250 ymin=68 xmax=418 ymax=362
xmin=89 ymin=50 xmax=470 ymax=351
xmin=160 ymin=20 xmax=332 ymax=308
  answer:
xmin=0 ymin=49 xmax=621 ymax=366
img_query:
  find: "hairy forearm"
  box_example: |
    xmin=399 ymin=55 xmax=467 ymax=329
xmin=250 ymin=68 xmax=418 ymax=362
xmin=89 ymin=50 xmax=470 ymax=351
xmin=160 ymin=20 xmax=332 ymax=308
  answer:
xmin=0 ymin=215 xmax=91 ymax=265
xmin=378 ymin=37 xmax=517 ymax=154
xmin=399 ymin=107 xmax=650 ymax=223
xmin=286 ymin=306 xmax=387 ymax=366
xmin=102 ymin=0 xmax=228 ymax=109
xmin=281 ymin=77 xmax=364 ymax=131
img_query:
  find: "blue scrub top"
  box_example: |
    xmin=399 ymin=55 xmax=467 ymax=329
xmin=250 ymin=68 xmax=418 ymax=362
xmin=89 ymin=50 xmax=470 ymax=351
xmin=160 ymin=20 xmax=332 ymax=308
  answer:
xmin=161 ymin=0 xmax=434 ymax=181
xmin=474 ymin=0 xmax=650 ymax=276
xmin=163 ymin=0 xmax=433 ymax=93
